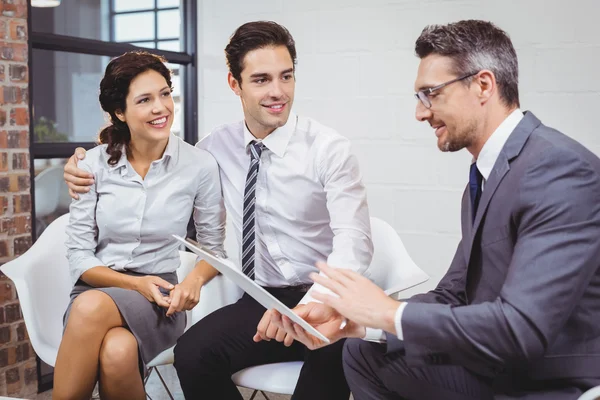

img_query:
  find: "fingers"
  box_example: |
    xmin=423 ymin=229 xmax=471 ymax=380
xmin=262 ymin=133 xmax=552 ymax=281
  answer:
xmin=150 ymin=285 xmax=170 ymax=308
xmin=254 ymin=310 xmax=273 ymax=342
xmin=152 ymin=277 xmax=175 ymax=291
xmin=315 ymin=262 xmax=358 ymax=285
xmin=311 ymin=291 xmax=342 ymax=309
xmin=310 ymin=273 xmax=345 ymax=297
xmin=166 ymin=287 xmax=181 ymax=317
xmin=75 ymin=147 xmax=87 ymax=159
xmin=68 ymin=188 xmax=79 ymax=201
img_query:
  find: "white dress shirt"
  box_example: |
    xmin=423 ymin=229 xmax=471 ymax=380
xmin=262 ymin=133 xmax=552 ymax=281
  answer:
xmin=66 ymin=134 xmax=226 ymax=284
xmin=365 ymin=109 xmax=524 ymax=343
xmin=197 ymin=112 xmax=373 ymax=300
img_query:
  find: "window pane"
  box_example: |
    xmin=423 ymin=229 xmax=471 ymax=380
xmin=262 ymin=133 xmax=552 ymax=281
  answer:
xmin=32 ymin=49 xmax=186 ymax=144
xmin=32 ymin=0 xmax=112 ymax=41
xmin=157 ymin=9 xmax=180 ymax=39
xmin=32 ymin=49 xmax=109 ymax=144
xmin=158 ymin=0 xmax=180 ymax=7
xmin=157 ymin=40 xmax=180 ymax=51
xmin=113 ymin=0 xmax=154 ymax=12
xmin=33 ymin=158 xmax=70 ymax=238
xmin=114 ymin=12 xmax=155 ymax=42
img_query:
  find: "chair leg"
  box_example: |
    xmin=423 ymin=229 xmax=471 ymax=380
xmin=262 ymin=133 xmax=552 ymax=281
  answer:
xmin=248 ymin=390 xmax=259 ymax=400
xmin=260 ymin=390 xmax=271 ymax=400
xmin=154 ymin=366 xmax=175 ymax=400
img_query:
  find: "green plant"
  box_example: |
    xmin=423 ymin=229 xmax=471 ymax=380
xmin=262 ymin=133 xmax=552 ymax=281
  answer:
xmin=34 ymin=116 xmax=69 ymax=143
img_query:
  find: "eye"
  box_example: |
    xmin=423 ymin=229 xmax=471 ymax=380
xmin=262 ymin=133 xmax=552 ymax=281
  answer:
xmin=254 ymin=78 xmax=267 ymax=84
xmin=137 ymin=97 xmax=149 ymax=104
xmin=161 ymin=91 xmax=171 ymax=97
xmin=282 ymin=74 xmax=293 ymax=81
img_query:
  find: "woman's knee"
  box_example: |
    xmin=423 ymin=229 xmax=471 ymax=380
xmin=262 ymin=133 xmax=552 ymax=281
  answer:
xmin=99 ymin=328 xmax=139 ymax=375
xmin=67 ymin=290 xmax=119 ymax=330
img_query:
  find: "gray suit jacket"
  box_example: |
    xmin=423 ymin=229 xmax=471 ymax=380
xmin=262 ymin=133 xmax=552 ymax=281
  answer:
xmin=386 ymin=112 xmax=600 ymax=388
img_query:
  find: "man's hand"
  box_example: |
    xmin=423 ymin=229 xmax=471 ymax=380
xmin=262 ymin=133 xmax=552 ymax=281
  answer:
xmin=254 ymin=309 xmax=295 ymax=346
xmin=166 ymin=277 xmax=203 ymax=317
xmin=280 ymin=303 xmax=365 ymax=350
xmin=64 ymin=147 xmax=94 ymax=199
xmin=310 ymin=262 xmax=401 ymax=333
xmin=133 ymin=275 xmax=174 ymax=309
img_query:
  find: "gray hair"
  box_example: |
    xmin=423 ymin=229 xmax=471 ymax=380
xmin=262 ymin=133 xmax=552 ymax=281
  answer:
xmin=415 ymin=20 xmax=520 ymax=108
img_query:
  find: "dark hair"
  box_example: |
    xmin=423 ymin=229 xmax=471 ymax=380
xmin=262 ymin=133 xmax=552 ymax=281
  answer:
xmin=225 ymin=21 xmax=297 ymax=85
xmin=415 ymin=20 xmax=520 ymax=108
xmin=98 ymin=51 xmax=172 ymax=165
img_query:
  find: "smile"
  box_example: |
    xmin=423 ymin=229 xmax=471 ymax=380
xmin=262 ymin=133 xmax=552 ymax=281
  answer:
xmin=148 ymin=116 xmax=168 ymax=126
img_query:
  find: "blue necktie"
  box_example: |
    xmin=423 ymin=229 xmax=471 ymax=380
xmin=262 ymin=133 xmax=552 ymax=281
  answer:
xmin=469 ymin=163 xmax=483 ymax=223
xmin=241 ymin=141 xmax=264 ymax=280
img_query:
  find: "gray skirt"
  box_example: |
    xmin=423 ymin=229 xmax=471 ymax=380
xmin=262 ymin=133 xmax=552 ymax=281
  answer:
xmin=63 ymin=270 xmax=186 ymax=374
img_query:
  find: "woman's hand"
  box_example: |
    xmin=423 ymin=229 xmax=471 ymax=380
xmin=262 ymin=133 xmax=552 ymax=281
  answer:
xmin=132 ymin=275 xmax=174 ymax=308
xmin=166 ymin=276 xmax=203 ymax=317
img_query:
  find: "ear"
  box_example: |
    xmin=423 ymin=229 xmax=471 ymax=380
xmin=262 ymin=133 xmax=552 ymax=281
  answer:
xmin=115 ymin=109 xmax=126 ymax=123
xmin=475 ymin=70 xmax=496 ymax=104
xmin=227 ymin=72 xmax=241 ymax=96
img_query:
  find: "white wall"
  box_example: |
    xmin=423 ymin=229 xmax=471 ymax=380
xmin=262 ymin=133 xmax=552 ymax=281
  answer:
xmin=196 ymin=0 xmax=600 ymax=287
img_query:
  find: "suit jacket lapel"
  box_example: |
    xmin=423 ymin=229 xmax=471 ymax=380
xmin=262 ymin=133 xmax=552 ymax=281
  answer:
xmin=463 ymin=111 xmax=543 ymax=264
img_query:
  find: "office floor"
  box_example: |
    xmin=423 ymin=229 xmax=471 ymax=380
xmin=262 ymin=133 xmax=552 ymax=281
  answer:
xmin=31 ymin=365 xmax=292 ymax=400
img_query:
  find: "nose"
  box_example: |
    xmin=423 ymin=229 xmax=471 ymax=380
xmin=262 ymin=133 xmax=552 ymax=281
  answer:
xmin=268 ymin=80 xmax=284 ymax=98
xmin=415 ymin=100 xmax=432 ymax=122
xmin=152 ymin=97 xmax=167 ymax=114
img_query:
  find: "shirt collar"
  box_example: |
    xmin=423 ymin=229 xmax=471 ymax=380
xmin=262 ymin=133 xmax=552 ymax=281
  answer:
xmin=107 ymin=133 xmax=178 ymax=173
xmin=476 ymin=108 xmax=523 ymax=181
xmin=243 ymin=112 xmax=297 ymax=158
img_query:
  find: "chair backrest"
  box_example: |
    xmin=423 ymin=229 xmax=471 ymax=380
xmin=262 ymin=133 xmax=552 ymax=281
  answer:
xmin=34 ymin=165 xmax=64 ymax=217
xmin=0 ymin=213 xmax=71 ymax=366
xmin=368 ymin=217 xmax=429 ymax=295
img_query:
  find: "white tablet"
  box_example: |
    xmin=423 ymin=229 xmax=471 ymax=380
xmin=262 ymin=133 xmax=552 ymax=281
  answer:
xmin=173 ymin=235 xmax=331 ymax=344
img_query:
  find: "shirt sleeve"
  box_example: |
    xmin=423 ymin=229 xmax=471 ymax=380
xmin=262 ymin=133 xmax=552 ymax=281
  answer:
xmin=193 ymin=152 xmax=227 ymax=258
xmin=300 ymin=134 xmax=374 ymax=305
xmin=64 ymin=158 xmax=105 ymax=284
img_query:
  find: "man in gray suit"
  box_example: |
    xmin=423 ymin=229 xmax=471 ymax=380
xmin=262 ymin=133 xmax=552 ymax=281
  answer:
xmin=262 ymin=20 xmax=600 ymax=399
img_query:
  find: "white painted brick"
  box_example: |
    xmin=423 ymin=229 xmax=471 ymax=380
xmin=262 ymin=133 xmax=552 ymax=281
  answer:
xmin=532 ymin=47 xmax=600 ymax=92
xmin=392 ymin=188 xmax=463 ymax=235
xmin=520 ymin=93 xmax=600 ymax=147
xmin=354 ymin=142 xmax=471 ymax=188
xmin=358 ymin=51 xmax=419 ymax=97
xmin=295 ymin=53 xmax=361 ymax=98
xmin=202 ymin=67 xmax=232 ymax=101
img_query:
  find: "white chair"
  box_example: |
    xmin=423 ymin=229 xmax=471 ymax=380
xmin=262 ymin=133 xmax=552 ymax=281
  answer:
xmin=0 ymin=213 xmax=241 ymax=399
xmin=579 ymin=386 xmax=600 ymax=400
xmin=34 ymin=165 xmax=65 ymax=237
xmin=231 ymin=216 xmax=430 ymax=399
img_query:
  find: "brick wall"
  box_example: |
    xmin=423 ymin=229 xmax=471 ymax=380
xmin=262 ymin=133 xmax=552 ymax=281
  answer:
xmin=0 ymin=0 xmax=36 ymax=397
xmin=197 ymin=0 xmax=600 ymax=290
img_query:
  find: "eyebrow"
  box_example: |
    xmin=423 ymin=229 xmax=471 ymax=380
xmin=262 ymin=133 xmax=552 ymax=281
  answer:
xmin=134 ymin=86 xmax=171 ymax=100
xmin=249 ymin=68 xmax=294 ymax=79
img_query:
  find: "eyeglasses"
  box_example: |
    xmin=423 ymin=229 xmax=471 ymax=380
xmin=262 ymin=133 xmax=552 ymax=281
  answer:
xmin=414 ymin=72 xmax=478 ymax=109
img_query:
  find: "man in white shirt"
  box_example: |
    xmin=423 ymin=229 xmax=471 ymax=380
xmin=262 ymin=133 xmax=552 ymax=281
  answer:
xmin=264 ymin=20 xmax=600 ymax=400
xmin=64 ymin=21 xmax=373 ymax=399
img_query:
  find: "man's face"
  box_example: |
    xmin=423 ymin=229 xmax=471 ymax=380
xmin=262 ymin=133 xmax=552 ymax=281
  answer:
xmin=414 ymin=54 xmax=480 ymax=152
xmin=229 ymin=45 xmax=295 ymax=137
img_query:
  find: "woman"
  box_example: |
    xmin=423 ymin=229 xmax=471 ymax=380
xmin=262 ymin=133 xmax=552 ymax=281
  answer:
xmin=53 ymin=51 xmax=225 ymax=400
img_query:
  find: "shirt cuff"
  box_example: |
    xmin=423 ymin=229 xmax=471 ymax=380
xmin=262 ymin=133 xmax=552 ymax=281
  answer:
xmin=363 ymin=328 xmax=387 ymax=343
xmin=395 ymin=302 xmax=408 ymax=341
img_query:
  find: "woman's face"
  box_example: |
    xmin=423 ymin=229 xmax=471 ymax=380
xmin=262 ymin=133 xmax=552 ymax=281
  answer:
xmin=116 ymin=69 xmax=174 ymax=143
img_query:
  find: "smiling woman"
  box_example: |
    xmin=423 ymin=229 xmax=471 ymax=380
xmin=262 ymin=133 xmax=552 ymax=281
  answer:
xmin=51 ymin=51 xmax=226 ymax=400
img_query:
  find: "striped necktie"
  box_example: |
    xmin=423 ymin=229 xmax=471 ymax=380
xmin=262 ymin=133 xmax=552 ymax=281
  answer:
xmin=241 ymin=141 xmax=264 ymax=279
